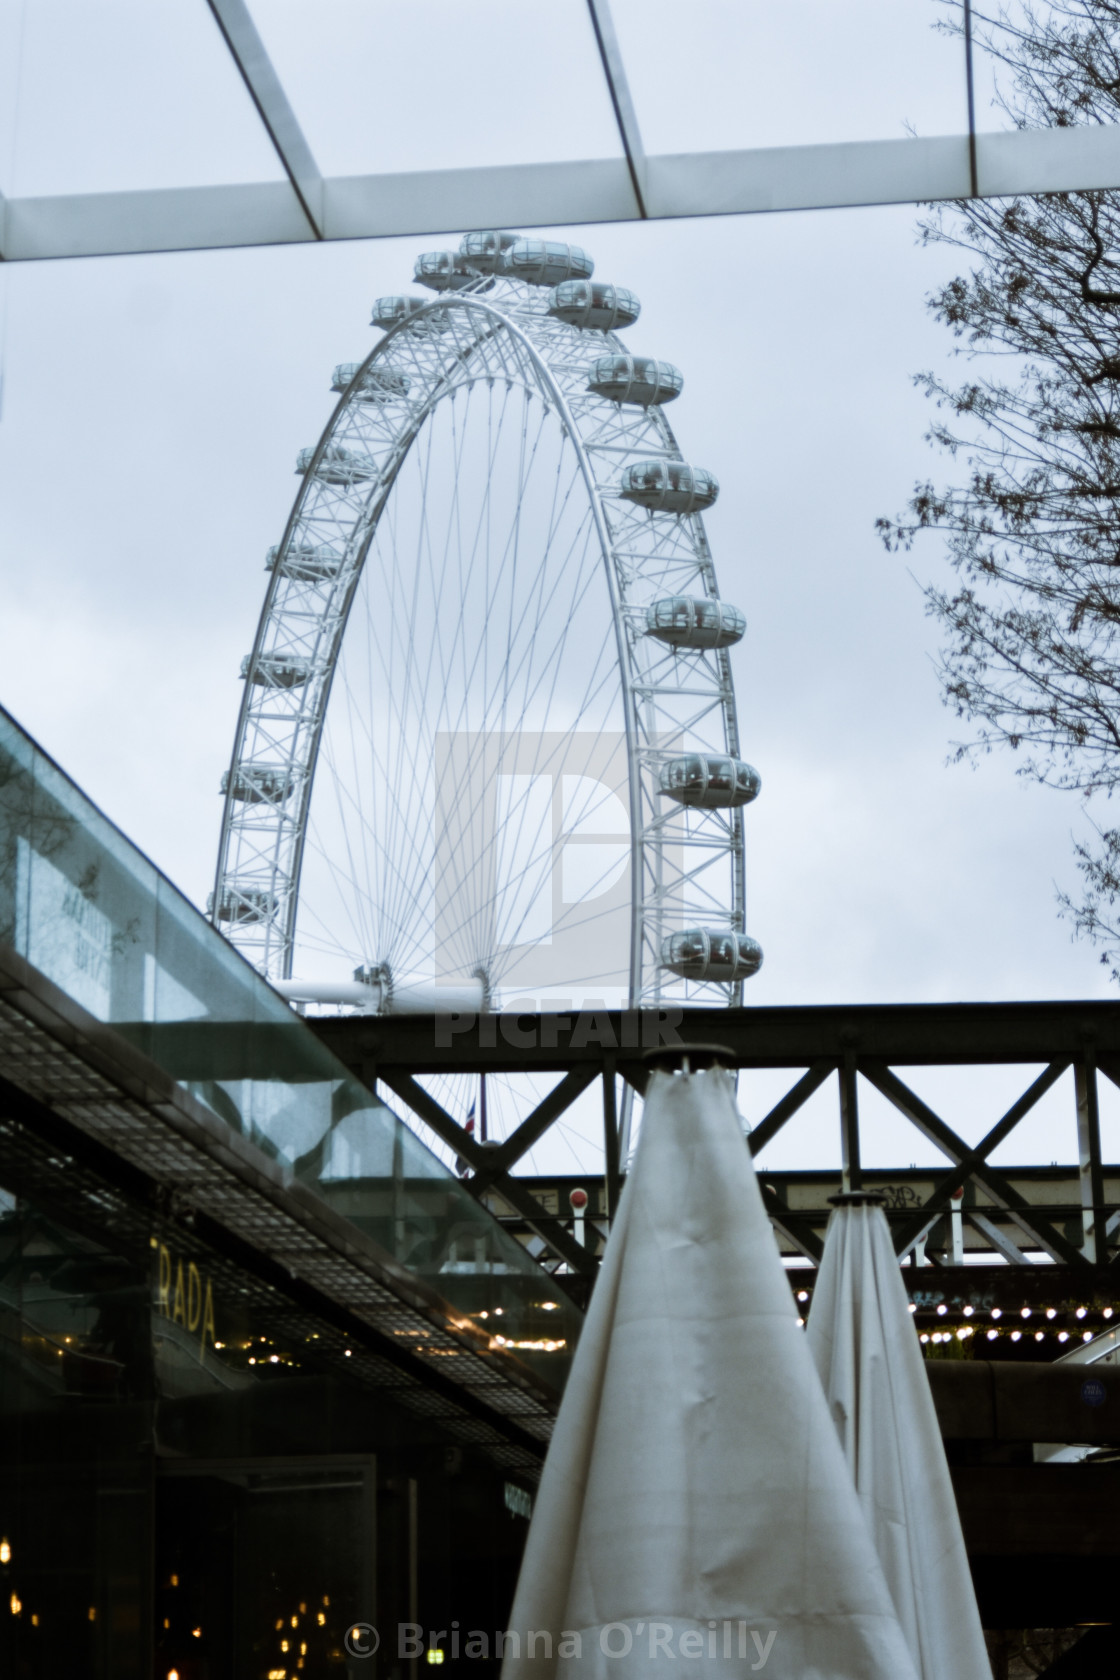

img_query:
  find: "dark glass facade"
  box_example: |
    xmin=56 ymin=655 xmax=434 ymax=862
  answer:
xmin=0 ymin=1165 xmax=537 ymax=1680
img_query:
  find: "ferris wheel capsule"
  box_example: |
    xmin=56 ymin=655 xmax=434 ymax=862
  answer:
xmin=458 ymin=230 xmax=518 ymax=272
xmin=645 ymin=597 xmax=746 ymax=649
xmin=221 ymin=765 xmax=295 ymax=804
xmin=330 ymin=364 xmax=410 ymax=401
xmin=547 ymin=281 xmax=640 ymax=331
xmin=240 ymin=653 xmax=312 ymax=689
xmin=296 ymin=445 xmax=379 ymax=485
xmin=661 ymin=929 xmax=763 ymax=982
xmin=209 ymin=886 xmax=279 ymax=925
xmin=587 ymin=354 xmax=682 ymax=406
xmin=413 ymin=251 xmax=488 ymax=292
xmin=659 ymin=755 xmax=761 ymax=809
xmin=371 ymin=295 xmax=447 ymax=334
xmin=501 ymin=239 xmax=594 ymax=286
xmin=620 ymin=459 xmax=718 ymax=514
xmin=266 ymin=543 xmax=345 ymax=581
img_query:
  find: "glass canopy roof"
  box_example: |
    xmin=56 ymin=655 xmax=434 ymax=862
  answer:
xmin=0 ymin=0 xmax=1118 ymax=261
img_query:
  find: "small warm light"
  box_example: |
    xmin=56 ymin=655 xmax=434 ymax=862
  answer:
xmin=215 ymin=1341 xmax=225 ymax=1349
xmin=1083 ymin=1330 xmax=1093 ymax=1342
xmin=907 ymin=1303 xmax=917 ymax=1314
xmin=1046 ymin=1308 xmax=1056 ymax=1319
xmin=919 ymin=1333 xmax=929 ymax=1343
xmin=291 ymin=1615 xmax=299 ymax=1628
xmin=957 ymin=1327 xmax=971 ymax=1340
xmin=10 ymin=1593 xmax=21 ymax=1616
xmin=1021 ymin=1307 xmax=1031 ymax=1319
xmin=249 ymin=1357 xmax=257 ymax=1365
xmin=797 ymin=1290 xmax=809 ymax=1302
xmin=1011 ymin=1330 xmax=1022 ymax=1342
xmin=962 ymin=1306 xmax=973 ymax=1318
xmin=987 ymin=1329 xmax=998 ymax=1341
xmin=192 ymin=1626 xmax=202 ymax=1638
xmin=991 ymin=1308 xmax=1002 ymax=1320
xmin=0 ymin=1540 xmax=10 ymax=1565
xmin=936 ymin=1304 xmax=947 ymax=1317
xmin=931 ymin=1332 xmax=942 ymax=1344
xmin=322 ymin=1596 xmax=330 ymax=1608
xmin=317 ymin=1612 xmax=326 ymax=1626
xmin=169 ymin=1576 xmax=179 ymax=1589
xmin=1103 ymin=1307 xmax=1114 ymax=1319
xmin=796 ymin=1317 xmax=804 ymax=1327
xmin=88 ymin=1607 xmax=96 ymax=1622
xmin=1059 ymin=1331 xmax=1069 ymax=1342
xmin=165 ymin=1619 xmax=171 ymax=1630
xmin=168 ymin=1671 xmax=180 ymax=1680
xmin=300 ymin=1642 xmax=307 ymax=1655
xmin=427 ymin=1650 xmax=446 ymax=1665
xmin=276 ymin=1619 xmax=284 ymax=1631
xmin=299 ymin=1603 xmax=307 ymax=1615
xmin=344 ymin=1350 xmax=352 ymax=1358
xmin=281 ymin=1640 xmax=290 ymax=1653
xmin=1035 ymin=1330 xmax=1045 ymax=1342
xmin=1076 ymin=1307 xmax=1087 ymax=1320
xmin=30 ymin=1613 xmax=38 ymax=1627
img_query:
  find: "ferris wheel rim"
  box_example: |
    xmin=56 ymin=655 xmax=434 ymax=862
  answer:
xmin=213 ymin=258 xmax=751 ymax=1011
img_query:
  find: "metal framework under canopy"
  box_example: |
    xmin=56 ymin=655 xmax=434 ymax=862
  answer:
xmin=6 ymin=1 xmax=1120 ymax=262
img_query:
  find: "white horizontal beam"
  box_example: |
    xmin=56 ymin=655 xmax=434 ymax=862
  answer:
xmin=3 ymin=123 xmax=1120 ymax=263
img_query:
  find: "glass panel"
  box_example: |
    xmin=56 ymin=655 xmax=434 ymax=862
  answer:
xmin=245 ymin=0 xmax=623 ymax=175
xmin=0 ymin=704 xmax=580 ymax=1386
xmin=611 ymin=0 xmax=969 ymax=154
xmin=0 ymin=0 xmax=283 ymax=196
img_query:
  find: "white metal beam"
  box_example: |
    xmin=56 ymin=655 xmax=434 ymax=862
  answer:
xmin=585 ymin=0 xmax=647 ymax=217
xmin=205 ymin=0 xmax=323 ymax=237
xmin=5 ymin=123 xmax=1120 ymax=263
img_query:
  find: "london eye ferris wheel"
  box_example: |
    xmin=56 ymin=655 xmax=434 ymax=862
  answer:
xmin=211 ymin=231 xmax=762 ymax=1034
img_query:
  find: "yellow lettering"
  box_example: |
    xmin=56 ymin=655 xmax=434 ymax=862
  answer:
xmin=187 ymin=1263 xmax=202 ymax=1333
xmin=172 ymin=1261 xmax=186 ymax=1326
xmin=201 ymin=1280 xmax=216 ymax=1352
xmin=158 ymin=1245 xmax=171 ymax=1313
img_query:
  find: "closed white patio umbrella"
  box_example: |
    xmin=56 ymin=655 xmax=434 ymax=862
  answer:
xmin=805 ymin=1192 xmax=990 ymax=1680
xmin=501 ymin=1067 xmax=920 ymax=1680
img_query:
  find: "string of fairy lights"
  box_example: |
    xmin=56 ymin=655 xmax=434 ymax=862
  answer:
xmin=787 ymin=1282 xmax=1118 ymax=1350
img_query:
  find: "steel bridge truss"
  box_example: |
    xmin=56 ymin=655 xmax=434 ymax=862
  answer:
xmin=312 ymin=1001 xmax=1120 ymax=1287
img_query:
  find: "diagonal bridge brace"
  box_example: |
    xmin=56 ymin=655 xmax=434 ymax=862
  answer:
xmin=860 ymin=1059 xmax=1087 ymax=1267
xmin=377 ymin=1069 xmax=599 ymax=1280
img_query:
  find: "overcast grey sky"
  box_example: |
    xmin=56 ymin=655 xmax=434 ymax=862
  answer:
xmin=1 ymin=1 xmax=1117 ymax=1173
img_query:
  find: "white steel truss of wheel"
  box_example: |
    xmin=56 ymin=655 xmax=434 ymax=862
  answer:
xmin=212 ymin=234 xmax=762 ymax=1013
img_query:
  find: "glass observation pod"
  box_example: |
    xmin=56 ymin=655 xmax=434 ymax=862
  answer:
xmin=547 ymin=280 xmax=640 ymax=332
xmin=265 ymin=543 xmax=345 ymax=581
xmin=588 ymin=354 xmax=683 ymax=407
xmin=240 ymin=653 xmax=312 ymax=689
xmin=330 ymin=364 xmax=410 ymax=402
xmin=501 ymin=239 xmax=594 ymax=287
xmin=413 ymin=251 xmax=488 ymax=292
xmin=620 ymin=459 xmax=718 ymax=514
xmin=645 ymin=596 xmax=746 ymax=649
xmin=210 ymin=886 xmax=279 ymax=925
xmin=659 ymin=755 xmax=761 ymax=809
xmin=295 ymin=445 xmax=379 ymax=485
xmin=458 ymin=229 xmax=518 ymax=272
xmin=370 ymin=295 xmax=448 ymax=334
xmin=220 ymin=765 xmax=295 ymax=804
xmin=661 ymin=928 xmax=764 ymax=982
